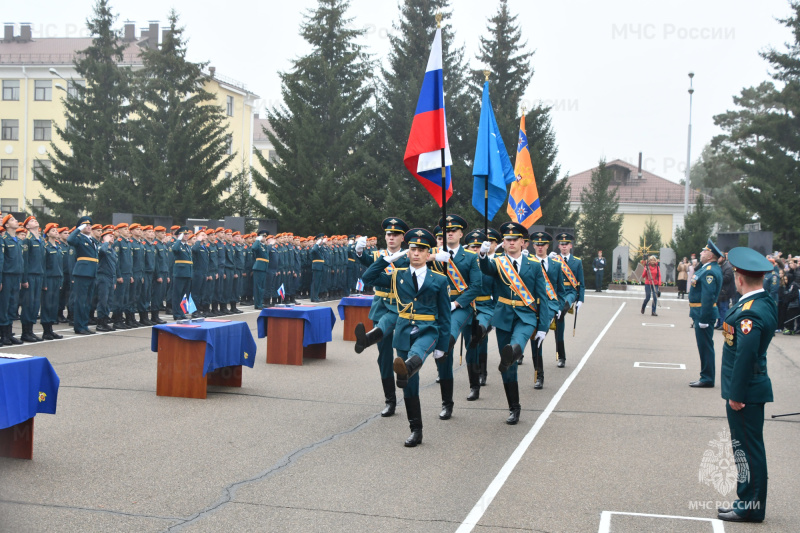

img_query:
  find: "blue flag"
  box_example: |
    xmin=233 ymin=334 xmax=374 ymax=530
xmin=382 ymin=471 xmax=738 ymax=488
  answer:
xmin=472 ymin=81 xmax=515 ymax=220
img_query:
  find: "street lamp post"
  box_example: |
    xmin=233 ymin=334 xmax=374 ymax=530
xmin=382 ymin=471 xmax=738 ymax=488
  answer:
xmin=684 ymin=72 xmax=695 ymax=216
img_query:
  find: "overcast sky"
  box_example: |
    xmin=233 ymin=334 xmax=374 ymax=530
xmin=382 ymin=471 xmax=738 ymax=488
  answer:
xmin=6 ymin=0 xmax=794 ymax=184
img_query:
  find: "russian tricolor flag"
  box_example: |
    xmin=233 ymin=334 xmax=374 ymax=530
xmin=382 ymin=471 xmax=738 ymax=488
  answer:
xmin=403 ymin=27 xmax=452 ymax=207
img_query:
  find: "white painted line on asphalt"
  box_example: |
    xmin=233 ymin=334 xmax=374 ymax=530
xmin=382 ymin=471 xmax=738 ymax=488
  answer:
xmin=633 ymin=362 xmax=686 ymax=370
xmin=587 ymin=293 xmax=686 ymax=302
xmin=598 ymin=511 xmax=725 ymax=533
xmin=642 ymin=323 xmax=675 ymax=327
xmin=456 ymin=302 xmax=627 ymax=533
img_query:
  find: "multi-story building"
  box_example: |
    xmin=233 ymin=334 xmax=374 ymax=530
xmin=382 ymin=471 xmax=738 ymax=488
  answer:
xmin=0 ymin=21 xmax=259 ymax=218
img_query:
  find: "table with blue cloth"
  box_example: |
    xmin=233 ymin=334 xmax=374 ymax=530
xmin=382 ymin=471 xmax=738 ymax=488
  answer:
xmin=258 ymin=306 xmax=336 ymax=365
xmin=151 ymin=320 xmax=257 ymax=399
xmin=0 ymin=355 xmax=60 ymax=459
xmin=337 ymin=296 xmax=374 ymax=341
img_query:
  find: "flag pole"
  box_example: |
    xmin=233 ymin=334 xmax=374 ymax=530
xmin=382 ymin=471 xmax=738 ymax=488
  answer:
xmin=483 ymin=70 xmax=490 ymax=237
xmin=437 ymin=14 xmax=447 ymax=226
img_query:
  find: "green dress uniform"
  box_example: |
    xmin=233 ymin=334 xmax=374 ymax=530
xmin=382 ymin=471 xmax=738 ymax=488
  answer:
xmin=112 ymin=235 xmax=133 ymax=327
xmin=171 ymin=229 xmax=193 ymax=319
xmin=205 ymin=237 xmax=218 ymax=311
xmin=251 ymin=236 xmax=269 ymax=308
xmin=130 ymin=236 xmax=144 ymax=318
xmin=21 ymin=232 xmax=46 ymax=339
xmin=310 ymin=236 xmax=325 ymax=302
xmin=41 ymin=240 xmax=64 ymax=337
xmin=0 ymin=230 xmax=23 ymax=343
xmin=96 ymin=239 xmax=117 ymax=330
xmin=461 ymin=230 xmax=494 ymax=400
xmin=689 ymin=239 xmax=724 ymax=385
xmin=717 ymin=247 xmax=777 ymax=523
xmin=67 ymin=222 xmax=99 ymax=334
xmin=191 ymin=239 xmax=209 ymax=316
xmin=151 ymin=239 xmax=169 ymax=323
xmin=138 ymin=239 xmax=156 ymax=323
xmin=553 ymin=233 xmax=584 ymax=367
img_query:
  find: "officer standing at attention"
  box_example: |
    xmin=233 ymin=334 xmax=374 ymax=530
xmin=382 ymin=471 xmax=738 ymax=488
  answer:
xmin=361 ymin=228 xmax=451 ymax=447
xmin=112 ymin=224 xmax=133 ymax=330
xmin=21 ymin=216 xmax=46 ymax=342
xmin=171 ymin=227 xmax=194 ymax=320
xmin=592 ymin=250 xmax=605 ymax=292
xmin=191 ymin=229 xmax=210 ymax=318
xmin=95 ymin=228 xmax=117 ymax=332
xmin=689 ymin=239 xmax=724 ymax=388
xmin=715 ymin=247 xmax=778 ymax=524
xmin=150 ymin=227 xmax=169 ymax=325
xmin=251 ymin=230 xmax=269 ymax=308
xmin=310 ymin=234 xmax=326 ymax=303
xmin=68 ymin=217 xmax=99 ymax=335
xmin=41 ymin=223 xmax=65 ymax=339
xmin=0 ymin=215 xmax=23 ymax=345
xmin=478 ymin=222 xmax=555 ymax=424
xmin=553 ymin=232 xmax=585 ymax=368
xmin=128 ymin=224 xmax=145 ymax=327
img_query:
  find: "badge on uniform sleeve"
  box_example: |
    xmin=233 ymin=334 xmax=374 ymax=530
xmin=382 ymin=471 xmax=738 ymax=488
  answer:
xmin=740 ymin=319 xmax=753 ymax=335
xmin=706 ymin=275 xmax=714 ymax=284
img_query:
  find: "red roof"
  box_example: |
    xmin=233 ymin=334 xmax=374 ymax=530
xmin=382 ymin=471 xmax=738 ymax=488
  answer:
xmin=0 ymin=37 xmax=143 ymax=65
xmin=566 ymin=159 xmax=705 ymax=205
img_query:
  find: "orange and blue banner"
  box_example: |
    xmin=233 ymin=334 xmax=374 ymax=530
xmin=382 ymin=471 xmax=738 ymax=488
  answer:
xmin=506 ymin=115 xmax=542 ymax=227
xmin=403 ymin=27 xmax=452 ymax=207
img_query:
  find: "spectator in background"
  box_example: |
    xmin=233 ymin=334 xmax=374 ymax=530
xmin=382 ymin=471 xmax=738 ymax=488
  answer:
xmin=641 ymin=255 xmax=661 ymax=316
xmin=784 ymin=272 xmax=800 ymax=334
xmin=677 ymin=257 xmax=689 ymax=299
xmin=715 ymin=252 xmax=735 ymax=329
xmin=778 ymin=270 xmax=789 ymax=333
xmin=763 ymin=255 xmax=780 ymax=304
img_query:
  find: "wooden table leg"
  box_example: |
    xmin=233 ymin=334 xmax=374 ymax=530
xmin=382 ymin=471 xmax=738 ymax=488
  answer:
xmin=266 ymin=316 xmax=304 ymax=365
xmin=0 ymin=417 xmax=34 ymax=460
xmin=303 ymin=343 xmax=327 ymax=359
xmin=207 ymin=365 xmax=242 ymax=387
xmin=343 ymin=306 xmax=373 ymax=341
xmin=157 ymin=331 xmax=208 ymax=398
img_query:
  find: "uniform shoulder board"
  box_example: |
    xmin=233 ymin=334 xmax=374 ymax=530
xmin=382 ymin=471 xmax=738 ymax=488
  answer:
xmin=706 ymin=265 xmax=712 ymax=270
xmin=528 ymin=256 xmax=541 ymax=263
xmin=742 ymin=300 xmax=754 ymax=311
xmin=464 ymin=249 xmax=476 ymax=255
xmin=394 ymin=267 xmax=409 ymax=271
xmin=431 ymin=270 xmax=446 ymax=277
xmin=573 ymin=256 xmax=581 ymax=261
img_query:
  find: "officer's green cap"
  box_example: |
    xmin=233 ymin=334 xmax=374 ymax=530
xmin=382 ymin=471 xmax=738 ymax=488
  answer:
xmin=727 ymin=247 xmax=773 ymax=278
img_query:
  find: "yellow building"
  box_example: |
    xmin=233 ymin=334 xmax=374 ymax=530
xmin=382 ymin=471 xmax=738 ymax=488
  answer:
xmin=567 ymin=159 xmax=707 ymax=248
xmin=0 ymin=21 xmax=259 ymax=217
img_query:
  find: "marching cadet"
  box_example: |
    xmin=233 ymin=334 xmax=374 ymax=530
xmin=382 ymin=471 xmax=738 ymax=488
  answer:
xmin=191 ymin=229 xmax=210 ymax=318
xmin=553 ymin=232 xmax=585 ymax=368
xmin=463 ymin=230 xmax=493 ymax=400
xmin=310 ymin=234 xmax=326 ymax=303
xmin=21 ymin=216 xmax=46 ymax=342
xmin=715 ymin=247 xmax=777 ymax=524
xmin=112 ymin=224 xmax=134 ymax=330
xmin=171 ymin=227 xmax=194 ymax=320
xmin=354 ymin=218 xmax=411 ymax=418
xmin=429 ymin=215 xmax=481 ymax=420
xmin=150 ymin=227 xmax=169 ymax=325
xmin=479 ymin=222 xmax=555 ymax=424
xmin=41 ymin=223 xmax=65 ymax=339
xmin=361 ymin=228 xmax=451 ymax=447
xmin=68 ymin=216 xmax=99 ymax=335
xmin=477 ymin=227 xmax=502 ymax=385
xmin=0 ymin=214 xmax=24 ymax=345
xmin=95 ymin=228 xmax=117 ymax=332
xmin=129 ymin=223 xmax=145 ymax=327
xmin=689 ymin=239 xmax=724 ymax=388
xmin=57 ymin=227 xmax=71 ymax=323
xmin=528 ymin=231 xmax=566 ymax=389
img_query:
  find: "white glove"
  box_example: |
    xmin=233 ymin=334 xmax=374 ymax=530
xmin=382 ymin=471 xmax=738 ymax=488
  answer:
xmin=433 ymin=349 xmax=446 ymax=359
xmin=480 ymin=241 xmax=491 ymax=254
xmin=355 ymin=236 xmax=367 ymax=253
xmin=556 ymin=310 xmax=562 ymax=320
xmin=521 ymin=249 xmax=529 ymax=256
xmin=434 ymin=250 xmax=450 ymax=262
xmin=450 ymin=301 xmax=458 ymax=311
xmin=177 ymin=233 xmax=184 ymax=241
xmin=78 ymin=224 xmax=87 ymax=231
xmin=575 ymin=301 xmax=582 ymax=311
xmin=384 ymin=249 xmax=407 ymax=263
xmin=535 ymin=331 xmax=547 ymax=347
xmin=316 ymin=238 xmax=323 ymax=245
xmin=548 ymin=251 xmax=558 ymax=260
xmin=594 ymin=268 xmax=597 ymax=272
xmin=699 ymin=323 xmax=709 ymax=329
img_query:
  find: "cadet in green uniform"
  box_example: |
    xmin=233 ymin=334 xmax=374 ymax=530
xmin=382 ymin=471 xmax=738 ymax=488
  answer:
xmin=310 ymin=234 xmax=325 ymax=303
xmin=205 ymin=229 xmax=219 ymax=315
xmin=150 ymin=227 xmax=169 ymax=325
xmin=362 ymin=228 xmax=451 ymax=447
xmin=716 ymin=247 xmax=777 ymax=524
xmin=112 ymin=224 xmax=134 ymax=330
xmin=553 ymin=232 xmax=585 ymax=368
xmin=171 ymin=227 xmax=194 ymax=320
xmin=251 ymin=230 xmax=269 ymax=308
xmin=138 ymin=225 xmax=156 ymax=326
xmin=41 ymin=223 xmax=65 ymax=339
xmin=129 ymin=224 xmax=145 ymax=327
xmin=192 ymin=230 xmax=210 ymax=317
xmin=68 ymin=217 xmax=99 ymax=335
xmin=475 ymin=227 xmax=502 ymax=385
xmin=479 ymin=222 xmax=555 ymax=424
xmin=57 ymin=226 xmax=71 ymax=323
xmin=689 ymin=239 xmax=724 ymax=387
xmin=21 ymin=216 xmax=46 ymax=342
xmin=95 ymin=228 xmax=117 ymax=332
xmin=0 ymin=215 xmax=23 ymax=345
xmin=463 ymin=230 xmax=493 ymax=400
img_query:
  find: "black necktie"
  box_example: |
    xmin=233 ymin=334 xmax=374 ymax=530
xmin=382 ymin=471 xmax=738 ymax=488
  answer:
xmin=449 ymin=249 xmax=454 ymax=258
xmin=513 ymin=260 xmax=518 ymax=272
xmin=412 ymin=271 xmax=419 ymax=292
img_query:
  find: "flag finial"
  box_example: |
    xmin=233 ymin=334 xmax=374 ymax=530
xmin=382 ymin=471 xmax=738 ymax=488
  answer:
xmin=521 ymin=104 xmax=527 ymax=116
xmin=484 ymin=69 xmax=490 ymax=81
xmin=435 ymin=13 xmax=442 ymax=28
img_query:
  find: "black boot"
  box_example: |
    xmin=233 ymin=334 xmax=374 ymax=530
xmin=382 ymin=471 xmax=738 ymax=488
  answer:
xmin=467 ymin=364 xmax=481 ymax=401
xmin=50 ymin=322 xmax=64 ymax=339
xmin=534 ymin=350 xmax=544 ymax=390
xmin=21 ymin=323 xmax=40 ymax=343
xmin=42 ymin=323 xmax=55 ymax=341
xmin=66 ymin=309 xmax=74 ymax=326
xmin=439 ymin=379 xmax=454 ymax=420
xmin=88 ymin=311 xmax=97 ymax=326
xmin=504 ymin=381 xmax=521 ymax=425
xmin=467 ymin=323 xmax=486 ymax=350
xmin=394 ymin=355 xmax=423 ymax=389
xmin=403 ymin=396 xmax=423 ymax=447
xmin=126 ymin=311 xmax=140 ymax=328
xmin=556 ymin=339 xmax=566 ymax=368
xmin=479 ymin=352 xmax=488 ymax=386
xmin=57 ymin=311 xmax=66 ymax=323
xmin=499 ymin=344 xmax=522 ymax=373
xmin=96 ymin=317 xmax=113 ymax=332
xmin=354 ymin=323 xmax=383 ymax=354
xmin=380 ymin=378 xmax=396 ymax=417
xmin=8 ymin=324 xmax=23 ymax=345
xmin=0 ymin=325 xmax=12 ymax=346
xmin=151 ymin=311 xmax=166 ymax=325
xmin=113 ymin=312 xmax=130 ymax=330
xmin=139 ymin=312 xmax=154 ymax=326
xmin=231 ymin=303 xmax=243 ymax=314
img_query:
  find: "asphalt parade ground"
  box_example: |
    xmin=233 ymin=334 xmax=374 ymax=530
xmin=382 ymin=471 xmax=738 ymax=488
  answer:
xmin=1 ymin=292 xmax=798 ymax=532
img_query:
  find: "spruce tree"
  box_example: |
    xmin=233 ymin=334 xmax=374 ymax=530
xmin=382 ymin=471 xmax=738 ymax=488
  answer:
xmin=128 ymin=11 xmax=234 ymax=223
xmin=224 ymin=164 xmax=260 ymax=231
xmin=35 ymin=0 xmax=133 ymax=221
xmin=637 ymin=216 xmax=663 ymax=260
xmin=576 ymin=160 xmax=622 ymax=284
xmin=252 ymin=0 xmax=378 ymax=236
xmin=689 ymin=143 xmax=751 ymax=232
xmin=470 ymin=0 xmax=576 ymax=229
xmin=377 ymin=0 xmax=475 ymax=228
xmin=670 ymin=195 xmax=714 ymax=262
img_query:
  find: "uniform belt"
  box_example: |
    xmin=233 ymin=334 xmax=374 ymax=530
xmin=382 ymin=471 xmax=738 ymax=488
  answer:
xmin=374 ymin=290 xmax=395 ymax=298
xmin=398 ymin=312 xmax=435 ymax=321
xmin=175 ymin=260 xmax=193 ymax=264
xmin=77 ymin=257 xmax=99 ymax=262
xmin=450 ymin=288 xmax=463 ymax=295
xmin=498 ymin=296 xmax=526 ymax=307
xmin=689 ymin=303 xmax=716 ymax=307
xmin=256 ymin=258 xmax=269 ymax=262
xmin=348 ymin=258 xmax=355 ymax=262
xmin=473 ymin=295 xmax=492 ymax=302
xmin=313 ymin=260 xmax=324 ymax=263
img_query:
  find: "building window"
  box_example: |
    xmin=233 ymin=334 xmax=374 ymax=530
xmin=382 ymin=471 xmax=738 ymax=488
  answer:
xmin=30 ymin=198 xmax=52 ymax=216
xmin=224 ymin=171 xmax=232 ymax=192
xmin=226 ymin=135 xmax=233 ymax=155
xmin=1 ymin=160 xmax=19 ymax=181
xmin=2 ymin=80 xmax=20 ymax=101
xmin=67 ymin=80 xmax=85 ymax=99
xmin=33 ymin=120 xmax=52 ymax=141
xmin=268 ymin=149 xmax=280 ymax=164
xmin=1 ymin=119 xmax=19 ymax=141
xmin=34 ymin=80 xmax=52 ymax=101
xmin=226 ymin=95 xmax=234 ymax=116
xmin=33 ymin=159 xmax=51 ymax=181
xmin=0 ymin=198 xmax=18 ymax=213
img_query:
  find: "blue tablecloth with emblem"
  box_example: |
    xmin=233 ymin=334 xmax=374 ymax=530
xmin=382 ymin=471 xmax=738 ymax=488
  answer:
xmin=258 ymin=307 xmax=336 ymax=346
xmin=337 ymin=296 xmax=373 ymax=320
xmin=0 ymin=356 xmax=60 ymax=429
xmin=151 ymin=321 xmax=257 ymax=376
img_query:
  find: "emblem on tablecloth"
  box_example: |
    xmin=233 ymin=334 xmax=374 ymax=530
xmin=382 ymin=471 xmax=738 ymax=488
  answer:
xmin=244 ymin=352 xmax=249 ymax=359
xmin=38 ymin=392 xmax=46 ymax=402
